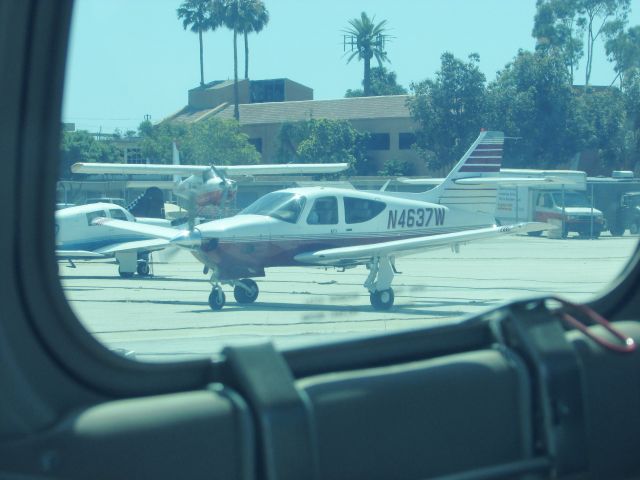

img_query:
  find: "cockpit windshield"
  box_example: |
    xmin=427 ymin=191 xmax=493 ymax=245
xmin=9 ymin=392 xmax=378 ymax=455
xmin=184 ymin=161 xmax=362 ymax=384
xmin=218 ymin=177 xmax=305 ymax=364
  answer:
xmin=552 ymin=192 xmax=591 ymax=208
xmin=239 ymin=191 xmax=306 ymax=223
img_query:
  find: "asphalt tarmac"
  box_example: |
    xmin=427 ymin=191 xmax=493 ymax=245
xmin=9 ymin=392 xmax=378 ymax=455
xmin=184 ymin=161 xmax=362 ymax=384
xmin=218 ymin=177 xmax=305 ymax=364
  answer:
xmin=59 ymin=234 xmax=638 ymax=361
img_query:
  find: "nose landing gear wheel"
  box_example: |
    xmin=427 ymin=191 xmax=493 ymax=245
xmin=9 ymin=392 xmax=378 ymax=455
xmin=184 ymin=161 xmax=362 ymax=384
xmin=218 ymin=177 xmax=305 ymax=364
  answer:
xmin=370 ymin=288 xmax=394 ymax=310
xmin=208 ymin=287 xmax=226 ymax=311
xmin=233 ymin=279 xmax=259 ymax=304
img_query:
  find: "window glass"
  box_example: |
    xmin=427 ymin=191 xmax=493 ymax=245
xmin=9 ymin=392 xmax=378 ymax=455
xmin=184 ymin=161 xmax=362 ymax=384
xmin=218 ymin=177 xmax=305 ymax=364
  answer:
xmin=307 ymin=197 xmax=339 ymax=224
xmin=109 ymin=209 xmax=128 ymax=221
xmin=86 ymin=210 xmax=106 ymax=226
xmin=58 ymin=1 xmax=639 ymax=362
xmin=240 ymin=191 xmax=306 ymax=223
xmin=398 ymin=132 xmax=416 ymax=150
xmin=366 ymin=133 xmax=390 ymax=151
xmin=344 ymin=197 xmax=386 ymax=224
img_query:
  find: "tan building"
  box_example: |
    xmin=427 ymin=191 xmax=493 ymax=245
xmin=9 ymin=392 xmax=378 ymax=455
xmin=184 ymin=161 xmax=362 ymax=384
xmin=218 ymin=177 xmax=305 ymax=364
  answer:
xmin=164 ymin=78 xmax=425 ymax=174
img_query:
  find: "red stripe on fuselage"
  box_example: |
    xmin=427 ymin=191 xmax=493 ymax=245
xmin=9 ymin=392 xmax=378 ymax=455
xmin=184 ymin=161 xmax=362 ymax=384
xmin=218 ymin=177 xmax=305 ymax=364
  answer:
xmin=198 ymin=233 xmax=431 ymax=281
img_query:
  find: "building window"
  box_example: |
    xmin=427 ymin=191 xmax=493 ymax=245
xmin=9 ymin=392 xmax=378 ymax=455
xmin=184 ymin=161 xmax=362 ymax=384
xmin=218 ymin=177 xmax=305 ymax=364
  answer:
xmin=250 ymin=79 xmax=285 ymax=103
xmin=367 ymin=133 xmax=390 ymax=151
xmin=249 ymin=138 xmax=263 ymax=153
xmin=399 ymin=132 xmax=416 ymax=150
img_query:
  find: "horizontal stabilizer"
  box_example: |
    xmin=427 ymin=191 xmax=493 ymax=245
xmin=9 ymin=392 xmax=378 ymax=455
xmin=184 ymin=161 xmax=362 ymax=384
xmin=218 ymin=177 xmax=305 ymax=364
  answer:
xmin=454 ymin=176 xmax=579 ymax=186
xmin=295 ymin=222 xmax=551 ymax=266
xmin=56 ymin=250 xmax=106 ymax=259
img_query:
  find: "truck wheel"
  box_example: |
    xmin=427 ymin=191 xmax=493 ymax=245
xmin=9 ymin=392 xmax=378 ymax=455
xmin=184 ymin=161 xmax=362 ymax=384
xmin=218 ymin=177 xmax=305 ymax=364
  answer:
xmin=631 ymin=223 xmax=639 ymax=235
xmin=609 ymin=224 xmax=625 ymax=236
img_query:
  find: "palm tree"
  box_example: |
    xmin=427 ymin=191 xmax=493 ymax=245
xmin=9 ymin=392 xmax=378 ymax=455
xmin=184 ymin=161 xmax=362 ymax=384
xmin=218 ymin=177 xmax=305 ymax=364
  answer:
xmin=218 ymin=0 xmax=268 ymax=120
xmin=343 ymin=12 xmax=390 ymax=96
xmin=242 ymin=0 xmax=269 ymax=79
xmin=177 ymin=0 xmax=218 ymax=87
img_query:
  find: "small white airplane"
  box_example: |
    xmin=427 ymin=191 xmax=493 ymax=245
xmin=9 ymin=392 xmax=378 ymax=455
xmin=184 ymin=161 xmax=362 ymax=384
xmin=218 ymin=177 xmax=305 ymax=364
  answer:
xmin=71 ymin=143 xmax=349 ymax=209
xmin=93 ymin=130 xmax=549 ymax=310
xmin=56 ymin=202 xmax=173 ymax=277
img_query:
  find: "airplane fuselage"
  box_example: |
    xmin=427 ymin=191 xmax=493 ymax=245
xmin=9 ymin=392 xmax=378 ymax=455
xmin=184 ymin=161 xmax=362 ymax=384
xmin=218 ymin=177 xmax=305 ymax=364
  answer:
xmin=189 ymin=187 xmax=495 ymax=280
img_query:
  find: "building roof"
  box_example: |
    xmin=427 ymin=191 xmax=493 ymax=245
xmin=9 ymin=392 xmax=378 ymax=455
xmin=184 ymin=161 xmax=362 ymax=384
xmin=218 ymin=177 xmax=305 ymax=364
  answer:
xmin=209 ymin=95 xmax=412 ymax=125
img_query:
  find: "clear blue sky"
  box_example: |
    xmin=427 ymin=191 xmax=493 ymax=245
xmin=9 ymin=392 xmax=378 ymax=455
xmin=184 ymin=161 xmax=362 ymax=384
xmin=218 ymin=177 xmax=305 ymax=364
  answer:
xmin=62 ymin=0 xmax=640 ymax=133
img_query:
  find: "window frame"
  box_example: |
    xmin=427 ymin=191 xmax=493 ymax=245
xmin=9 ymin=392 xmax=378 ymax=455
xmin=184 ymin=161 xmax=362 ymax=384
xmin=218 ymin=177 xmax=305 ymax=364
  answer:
xmin=6 ymin=0 xmax=640 ymax=404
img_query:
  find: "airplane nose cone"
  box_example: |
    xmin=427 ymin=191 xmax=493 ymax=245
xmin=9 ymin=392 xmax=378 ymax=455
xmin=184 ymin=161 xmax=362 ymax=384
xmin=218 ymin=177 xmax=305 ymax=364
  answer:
xmin=170 ymin=229 xmax=202 ymax=249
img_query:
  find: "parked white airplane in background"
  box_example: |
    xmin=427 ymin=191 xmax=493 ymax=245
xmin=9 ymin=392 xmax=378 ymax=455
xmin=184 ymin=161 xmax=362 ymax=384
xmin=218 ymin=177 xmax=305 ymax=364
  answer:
xmin=93 ymin=131 xmax=549 ymax=310
xmin=56 ymin=203 xmax=173 ymax=277
xmin=72 ymin=143 xmax=349 ymax=210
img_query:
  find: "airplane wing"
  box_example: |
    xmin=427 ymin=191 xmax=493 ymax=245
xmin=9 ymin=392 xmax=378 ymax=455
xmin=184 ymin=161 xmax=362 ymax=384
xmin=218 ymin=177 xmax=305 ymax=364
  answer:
xmin=71 ymin=162 xmax=349 ymax=176
xmin=92 ymin=218 xmax=181 ymax=240
xmin=71 ymin=163 xmax=210 ymax=176
xmin=216 ymin=163 xmax=349 ymax=175
xmin=95 ymin=238 xmax=170 ymax=255
xmin=294 ymin=222 xmax=551 ymax=266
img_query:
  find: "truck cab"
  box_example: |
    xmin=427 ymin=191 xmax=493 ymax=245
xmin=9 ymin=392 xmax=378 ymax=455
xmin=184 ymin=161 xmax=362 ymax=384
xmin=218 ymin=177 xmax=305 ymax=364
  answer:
xmin=533 ymin=191 xmax=604 ymax=238
xmin=610 ymin=192 xmax=640 ymax=236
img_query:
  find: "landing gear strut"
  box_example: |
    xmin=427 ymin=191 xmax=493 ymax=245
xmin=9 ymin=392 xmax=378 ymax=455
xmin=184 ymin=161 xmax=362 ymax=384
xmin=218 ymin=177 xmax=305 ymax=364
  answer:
xmin=365 ymin=256 xmax=396 ymax=310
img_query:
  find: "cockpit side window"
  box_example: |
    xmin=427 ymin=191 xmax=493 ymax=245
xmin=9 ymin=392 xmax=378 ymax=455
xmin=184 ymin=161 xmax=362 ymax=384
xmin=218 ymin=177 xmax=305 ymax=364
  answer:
xmin=307 ymin=196 xmax=338 ymax=225
xmin=344 ymin=197 xmax=386 ymax=224
xmin=240 ymin=191 xmax=306 ymax=224
xmin=109 ymin=209 xmax=128 ymax=221
xmin=86 ymin=210 xmax=107 ymax=226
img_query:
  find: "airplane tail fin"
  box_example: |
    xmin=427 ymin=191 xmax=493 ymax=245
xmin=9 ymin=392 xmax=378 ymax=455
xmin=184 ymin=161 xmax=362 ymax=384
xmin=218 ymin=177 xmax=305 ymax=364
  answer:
xmin=172 ymin=141 xmax=181 ymax=184
xmin=422 ymin=130 xmax=504 ymax=216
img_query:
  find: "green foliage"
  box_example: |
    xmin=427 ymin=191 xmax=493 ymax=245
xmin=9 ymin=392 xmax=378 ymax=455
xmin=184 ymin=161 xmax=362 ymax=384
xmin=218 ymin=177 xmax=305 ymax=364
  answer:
xmin=137 ymin=117 xmax=260 ymax=165
xmin=486 ymin=50 xmax=583 ymax=168
xmin=407 ymin=52 xmax=487 ymax=171
xmin=533 ymin=0 xmax=584 ymax=81
xmin=277 ymin=119 xmax=371 ymax=174
xmin=605 ymin=25 xmax=640 ymax=87
xmin=378 ymin=158 xmax=415 ymax=176
xmin=345 ymin=66 xmax=407 ymax=97
xmin=575 ymin=88 xmax=628 ymax=169
xmin=59 ymin=130 xmax=121 ymax=179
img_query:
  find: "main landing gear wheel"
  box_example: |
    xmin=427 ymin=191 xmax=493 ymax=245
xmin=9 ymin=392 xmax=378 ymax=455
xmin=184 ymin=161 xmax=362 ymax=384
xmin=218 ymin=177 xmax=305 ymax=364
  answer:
xmin=370 ymin=288 xmax=394 ymax=310
xmin=137 ymin=261 xmax=150 ymax=277
xmin=208 ymin=287 xmax=226 ymax=311
xmin=233 ymin=279 xmax=259 ymax=304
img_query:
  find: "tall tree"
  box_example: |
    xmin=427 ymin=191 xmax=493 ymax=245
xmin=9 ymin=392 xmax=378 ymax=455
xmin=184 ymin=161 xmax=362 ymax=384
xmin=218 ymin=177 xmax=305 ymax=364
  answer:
xmin=177 ymin=0 xmax=218 ymax=87
xmin=345 ymin=66 xmax=407 ymax=97
xmin=217 ymin=0 xmax=268 ymax=119
xmin=407 ymin=53 xmax=486 ymax=171
xmin=241 ymin=0 xmax=269 ymax=79
xmin=343 ymin=12 xmax=390 ymax=96
xmin=486 ymin=50 xmax=584 ymax=168
xmin=277 ymin=119 xmax=370 ymax=174
xmin=576 ymin=0 xmax=630 ymax=86
xmin=532 ymin=0 xmax=584 ymax=83
xmin=605 ymin=25 xmax=640 ymax=88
